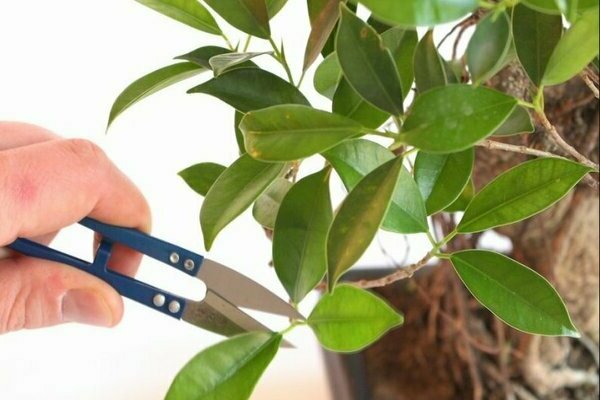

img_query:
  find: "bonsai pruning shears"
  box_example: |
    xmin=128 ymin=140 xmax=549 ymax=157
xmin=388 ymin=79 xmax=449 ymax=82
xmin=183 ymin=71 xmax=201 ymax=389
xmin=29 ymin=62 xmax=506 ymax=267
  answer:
xmin=8 ymin=218 xmax=303 ymax=337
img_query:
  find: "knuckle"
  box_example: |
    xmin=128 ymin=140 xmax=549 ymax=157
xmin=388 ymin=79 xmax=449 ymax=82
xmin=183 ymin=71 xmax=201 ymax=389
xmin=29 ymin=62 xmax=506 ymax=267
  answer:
xmin=62 ymin=138 xmax=108 ymax=167
xmin=0 ymin=268 xmax=28 ymax=334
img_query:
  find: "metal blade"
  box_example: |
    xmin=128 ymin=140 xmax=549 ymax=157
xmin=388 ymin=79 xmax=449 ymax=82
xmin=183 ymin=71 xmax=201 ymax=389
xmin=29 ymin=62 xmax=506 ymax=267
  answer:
xmin=182 ymin=289 xmax=271 ymax=337
xmin=198 ymin=259 xmax=304 ymax=320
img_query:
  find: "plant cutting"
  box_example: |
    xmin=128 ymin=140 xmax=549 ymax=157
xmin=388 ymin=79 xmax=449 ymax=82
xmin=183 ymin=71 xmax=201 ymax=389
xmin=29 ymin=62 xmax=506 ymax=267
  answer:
xmin=108 ymin=0 xmax=600 ymax=398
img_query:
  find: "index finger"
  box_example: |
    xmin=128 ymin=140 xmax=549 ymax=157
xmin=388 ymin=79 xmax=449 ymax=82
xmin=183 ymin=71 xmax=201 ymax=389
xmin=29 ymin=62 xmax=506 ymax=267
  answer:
xmin=0 ymin=138 xmax=152 ymax=274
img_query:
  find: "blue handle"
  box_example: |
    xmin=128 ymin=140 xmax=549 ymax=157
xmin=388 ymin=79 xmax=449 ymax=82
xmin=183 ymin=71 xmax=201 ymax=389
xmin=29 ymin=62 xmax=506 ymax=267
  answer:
xmin=8 ymin=238 xmax=187 ymax=320
xmin=80 ymin=218 xmax=203 ymax=277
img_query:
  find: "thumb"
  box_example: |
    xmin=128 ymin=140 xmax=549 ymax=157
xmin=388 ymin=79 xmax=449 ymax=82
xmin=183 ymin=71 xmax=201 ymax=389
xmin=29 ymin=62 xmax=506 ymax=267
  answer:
xmin=0 ymin=256 xmax=123 ymax=334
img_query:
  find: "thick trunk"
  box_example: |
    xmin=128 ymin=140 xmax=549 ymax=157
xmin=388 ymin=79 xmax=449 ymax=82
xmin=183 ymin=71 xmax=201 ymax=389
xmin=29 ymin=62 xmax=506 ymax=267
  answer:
xmin=331 ymin=66 xmax=599 ymax=400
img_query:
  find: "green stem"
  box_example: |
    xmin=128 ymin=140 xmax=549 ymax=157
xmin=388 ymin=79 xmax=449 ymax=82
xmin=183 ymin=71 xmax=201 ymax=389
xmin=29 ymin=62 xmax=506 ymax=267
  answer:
xmin=242 ymin=35 xmax=252 ymax=52
xmin=368 ymin=129 xmax=399 ymax=139
xmin=280 ymin=320 xmax=306 ymax=336
xmin=268 ymin=37 xmax=295 ymax=85
xmin=400 ymin=147 xmax=418 ymax=158
xmin=426 ymin=230 xmax=437 ymax=247
xmin=221 ymin=33 xmax=235 ymax=51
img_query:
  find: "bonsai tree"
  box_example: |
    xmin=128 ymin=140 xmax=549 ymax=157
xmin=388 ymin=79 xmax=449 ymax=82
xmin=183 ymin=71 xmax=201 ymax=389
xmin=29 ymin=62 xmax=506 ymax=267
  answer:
xmin=108 ymin=0 xmax=599 ymax=398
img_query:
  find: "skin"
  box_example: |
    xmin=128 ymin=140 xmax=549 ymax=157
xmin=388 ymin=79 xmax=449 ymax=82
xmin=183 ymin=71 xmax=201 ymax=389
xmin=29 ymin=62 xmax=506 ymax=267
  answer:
xmin=0 ymin=122 xmax=151 ymax=334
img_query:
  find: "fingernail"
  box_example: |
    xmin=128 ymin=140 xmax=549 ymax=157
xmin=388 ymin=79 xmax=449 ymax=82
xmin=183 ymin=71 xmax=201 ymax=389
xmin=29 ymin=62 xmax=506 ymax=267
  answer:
xmin=61 ymin=289 xmax=115 ymax=327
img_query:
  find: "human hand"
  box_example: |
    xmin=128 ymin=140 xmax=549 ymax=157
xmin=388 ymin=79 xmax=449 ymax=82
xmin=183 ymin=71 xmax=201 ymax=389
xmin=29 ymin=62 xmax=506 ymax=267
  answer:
xmin=0 ymin=122 xmax=151 ymax=334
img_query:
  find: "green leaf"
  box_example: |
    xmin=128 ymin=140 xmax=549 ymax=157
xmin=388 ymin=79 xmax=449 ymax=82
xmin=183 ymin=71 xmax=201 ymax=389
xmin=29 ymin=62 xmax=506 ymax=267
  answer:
xmin=204 ymin=0 xmax=271 ymax=39
xmin=200 ymin=154 xmax=287 ymax=249
xmin=107 ymin=62 xmax=205 ymax=128
xmin=451 ymin=250 xmax=578 ymax=337
xmin=324 ymin=139 xmax=428 ymax=233
xmin=399 ymin=85 xmax=517 ymax=153
xmin=179 ymin=162 xmax=226 ymax=196
xmin=303 ymin=0 xmax=345 ymax=71
xmin=273 ymin=169 xmax=333 ymax=303
xmin=382 ymin=27 xmax=418 ymax=97
xmin=414 ymin=31 xmax=447 ymax=93
xmin=252 ymin=178 xmax=292 ymax=229
xmin=241 ymin=104 xmax=365 ymax=161
xmin=327 ymin=156 xmax=403 ymax=290
xmin=467 ymin=12 xmax=511 ymax=85
xmin=336 ymin=5 xmax=404 ymax=116
xmin=176 ymin=46 xmax=238 ymax=69
xmin=359 ymin=0 xmax=478 ymax=27
xmin=234 ymin=111 xmax=247 ymax=154
xmin=493 ymin=106 xmax=534 ymax=137
xmin=512 ymin=4 xmax=563 ymax=86
xmin=314 ymin=53 xmax=342 ymax=100
xmin=415 ymin=148 xmax=474 ymax=215
xmin=188 ymin=68 xmax=309 ymax=113
xmin=332 ymin=78 xmax=390 ymax=129
xmin=522 ymin=0 xmax=561 ymax=14
xmin=166 ymin=332 xmax=282 ymax=400
xmin=543 ymin=7 xmax=599 ymax=86
xmin=209 ymin=51 xmax=272 ymax=76
xmin=266 ymin=0 xmax=288 ymax=18
xmin=135 ymin=0 xmax=221 ymax=35
xmin=444 ymin=178 xmax=475 ymax=212
xmin=458 ymin=158 xmax=592 ymax=233
xmin=308 ymin=285 xmax=404 ymax=352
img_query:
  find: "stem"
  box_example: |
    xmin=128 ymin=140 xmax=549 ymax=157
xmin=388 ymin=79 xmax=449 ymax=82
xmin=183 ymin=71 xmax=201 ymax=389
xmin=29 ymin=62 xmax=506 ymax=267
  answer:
xmin=221 ymin=33 xmax=235 ymax=51
xmin=400 ymin=147 xmax=418 ymax=158
xmin=369 ymin=129 xmax=398 ymax=139
xmin=352 ymin=230 xmax=457 ymax=289
xmin=581 ymin=72 xmax=600 ymax=99
xmin=268 ymin=37 xmax=295 ymax=85
xmin=242 ymin=35 xmax=252 ymax=52
xmin=477 ymin=139 xmax=570 ymax=160
xmin=280 ymin=321 xmax=306 ymax=336
xmin=537 ymin=110 xmax=599 ymax=170
xmin=392 ymin=115 xmax=403 ymax=132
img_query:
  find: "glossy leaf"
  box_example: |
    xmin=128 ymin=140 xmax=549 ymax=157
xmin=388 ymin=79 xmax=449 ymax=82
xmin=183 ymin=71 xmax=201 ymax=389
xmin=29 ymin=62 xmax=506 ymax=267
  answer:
xmin=303 ymin=0 xmax=344 ymax=71
xmin=414 ymin=31 xmax=447 ymax=93
xmin=359 ymin=0 xmax=478 ymax=27
xmin=209 ymin=51 xmax=272 ymax=76
xmin=324 ymin=139 xmax=428 ymax=233
xmin=179 ymin=162 xmax=226 ymax=196
xmin=108 ymin=62 xmax=205 ymax=128
xmin=444 ymin=179 xmax=475 ymax=212
xmin=176 ymin=46 xmax=237 ymax=69
xmin=188 ymin=68 xmax=309 ymax=113
xmin=308 ymin=285 xmax=404 ymax=352
xmin=327 ymin=156 xmax=403 ymax=290
xmin=266 ymin=0 xmax=288 ymax=18
xmin=467 ymin=12 xmax=511 ymax=84
xmin=543 ymin=7 xmax=600 ymax=86
xmin=234 ymin=111 xmax=247 ymax=154
xmin=400 ymin=85 xmax=517 ymax=153
xmin=414 ymin=148 xmax=474 ymax=215
xmin=314 ymin=53 xmax=342 ymax=99
xmin=512 ymin=5 xmax=563 ymax=86
xmin=252 ymin=178 xmax=293 ymax=229
xmin=382 ymin=27 xmax=418 ymax=97
xmin=166 ymin=332 xmax=282 ymax=400
xmin=493 ymin=106 xmax=534 ymax=137
xmin=273 ymin=169 xmax=333 ymax=303
xmin=458 ymin=158 xmax=592 ymax=233
xmin=332 ymin=78 xmax=390 ymax=129
xmin=135 ymin=0 xmax=221 ymax=34
xmin=200 ymin=154 xmax=287 ymax=249
xmin=336 ymin=5 xmax=404 ymax=116
xmin=451 ymin=250 xmax=578 ymax=337
xmin=241 ymin=104 xmax=365 ymax=161
xmin=204 ymin=0 xmax=271 ymax=39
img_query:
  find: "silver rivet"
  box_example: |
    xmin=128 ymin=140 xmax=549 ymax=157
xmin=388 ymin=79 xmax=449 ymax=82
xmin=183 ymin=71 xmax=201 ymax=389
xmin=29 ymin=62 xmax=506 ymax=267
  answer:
xmin=184 ymin=259 xmax=195 ymax=271
xmin=169 ymin=252 xmax=180 ymax=264
xmin=153 ymin=294 xmax=166 ymax=307
xmin=168 ymin=301 xmax=181 ymax=314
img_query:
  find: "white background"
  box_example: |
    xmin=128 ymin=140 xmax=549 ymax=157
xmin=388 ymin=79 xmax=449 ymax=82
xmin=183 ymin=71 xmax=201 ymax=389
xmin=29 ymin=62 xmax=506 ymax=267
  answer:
xmin=0 ymin=1 xmax=450 ymax=399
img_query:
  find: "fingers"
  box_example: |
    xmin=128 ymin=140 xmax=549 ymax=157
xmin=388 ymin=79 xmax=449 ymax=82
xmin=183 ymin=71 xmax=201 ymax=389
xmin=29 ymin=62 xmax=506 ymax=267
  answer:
xmin=0 ymin=138 xmax=151 ymax=276
xmin=0 ymin=256 xmax=123 ymax=334
xmin=0 ymin=121 xmax=58 ymax=150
